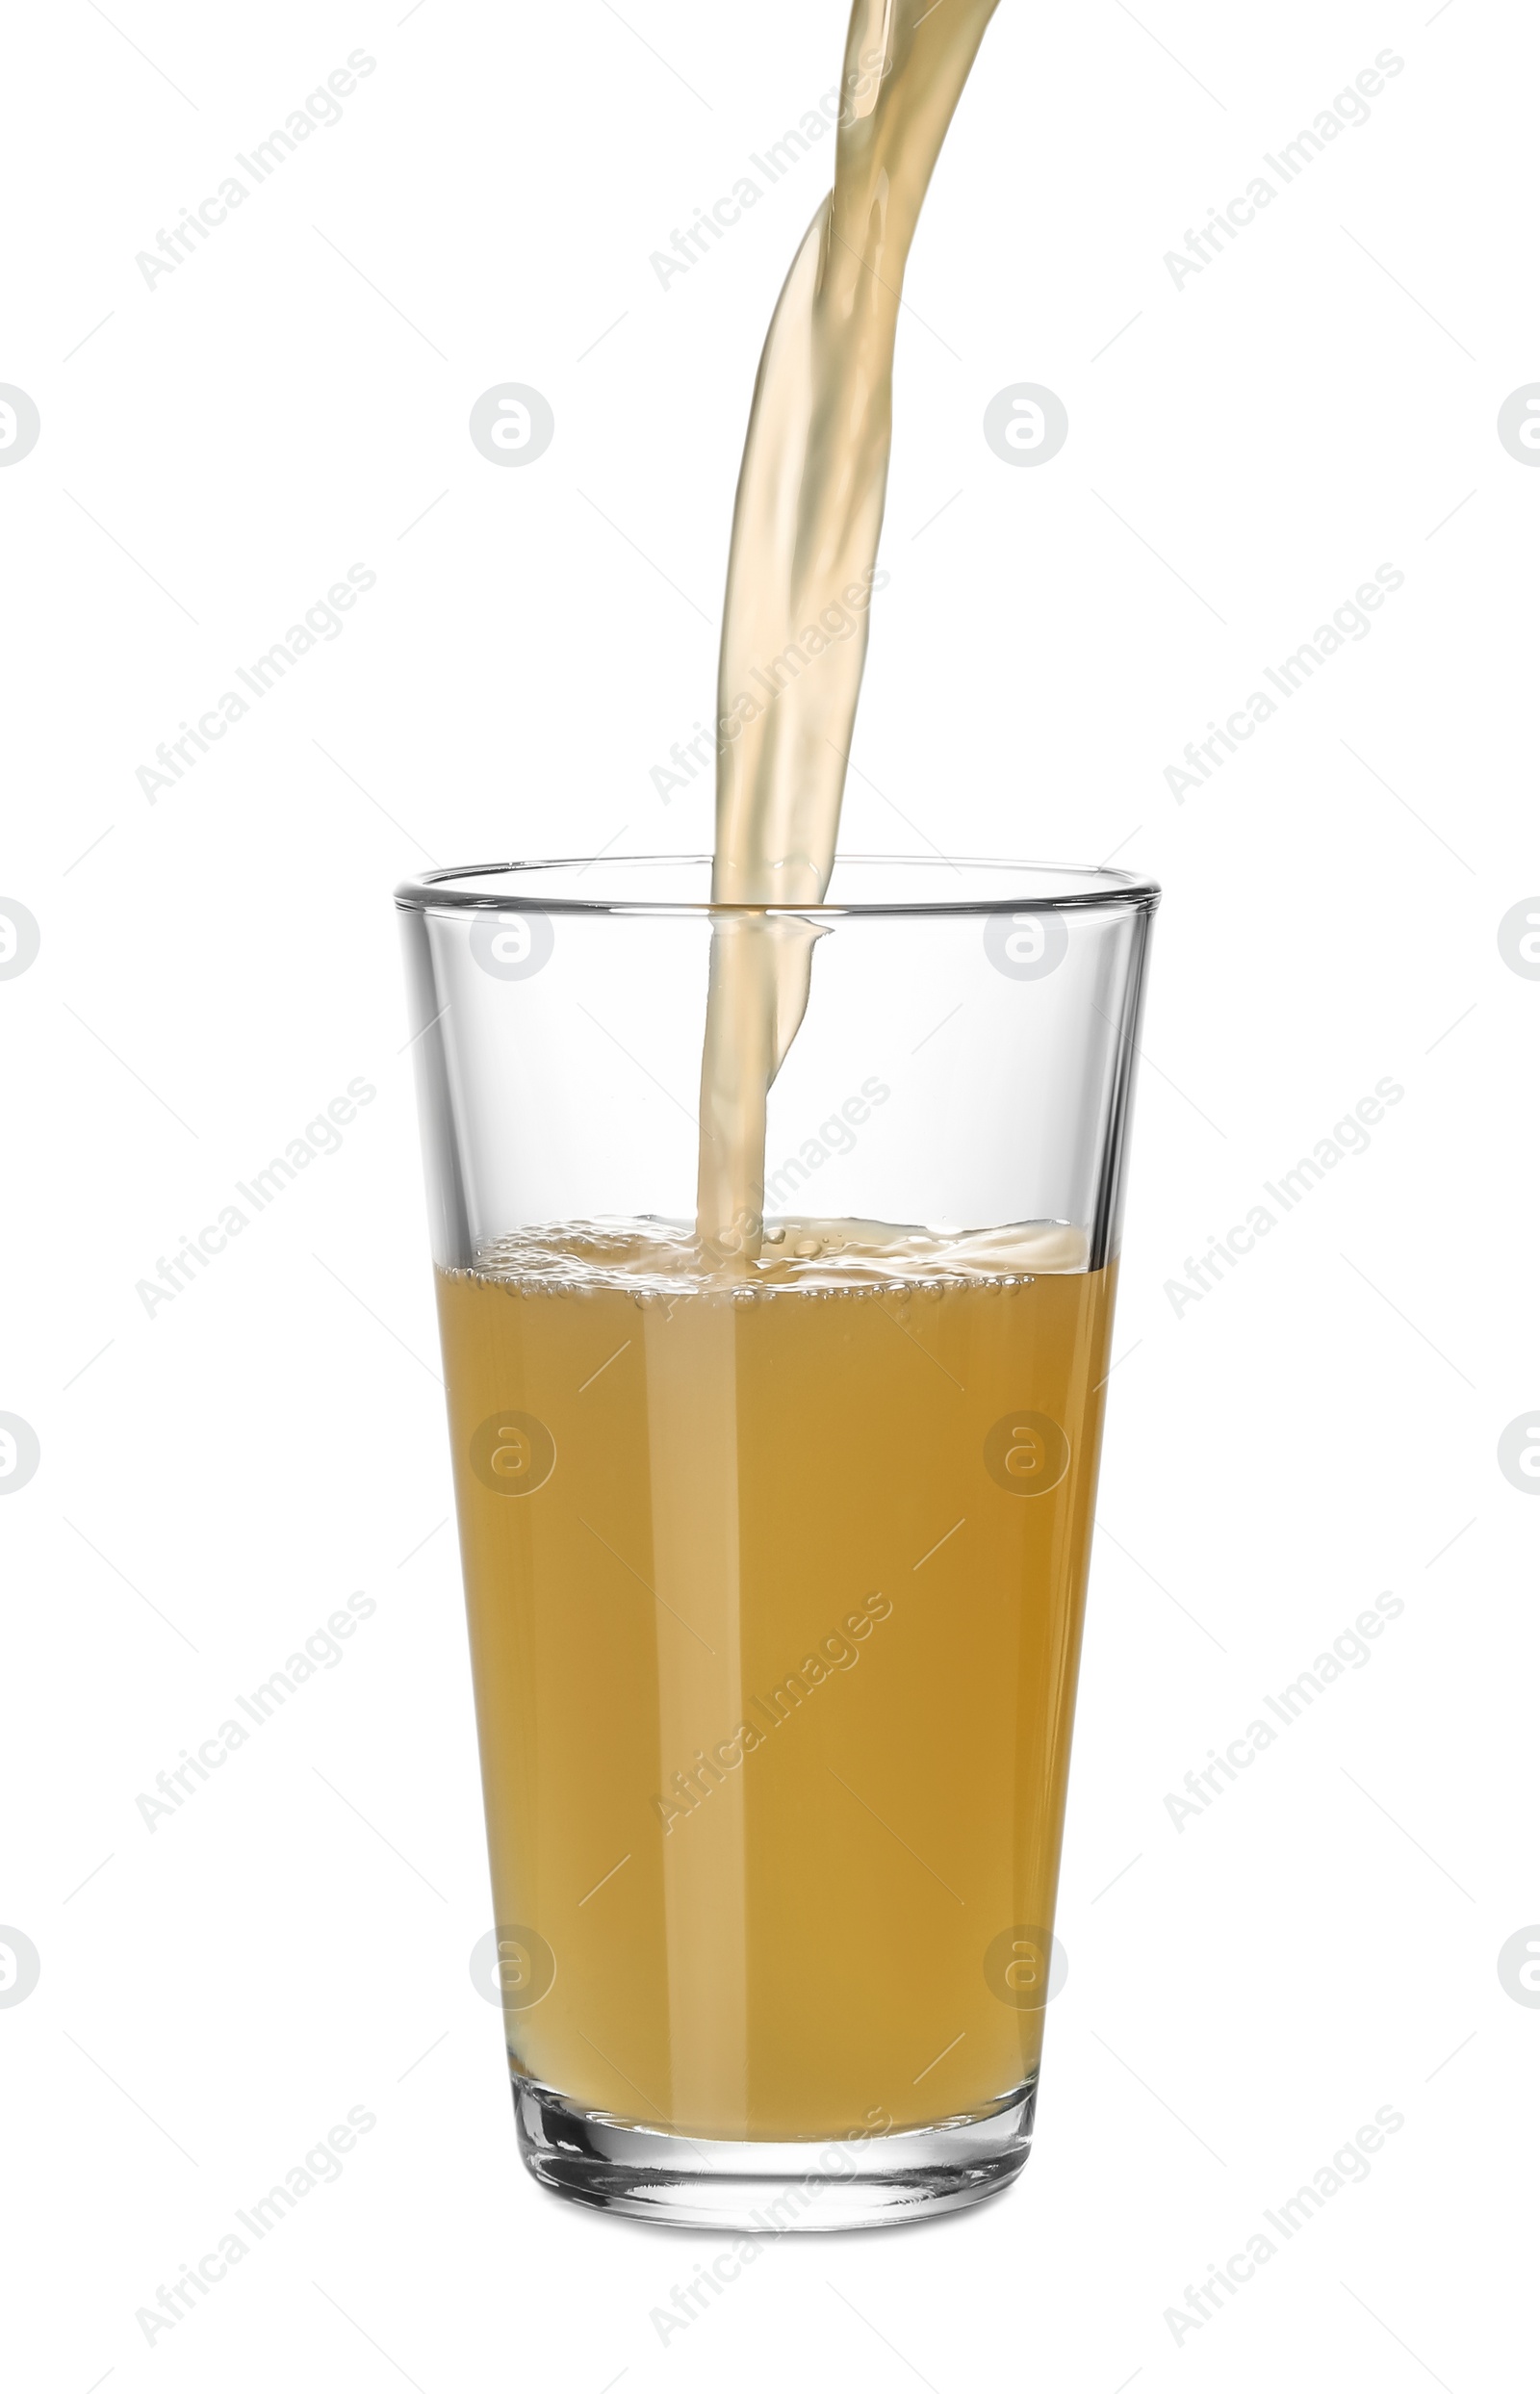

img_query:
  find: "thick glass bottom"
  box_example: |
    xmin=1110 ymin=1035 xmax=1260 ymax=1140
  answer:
xmin=510 ymin=2076 xmax=1038 ymax=2230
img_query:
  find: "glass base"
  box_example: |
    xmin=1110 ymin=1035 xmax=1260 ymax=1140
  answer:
xmin=510 ymin=2076 xmax=1037 ymax=2230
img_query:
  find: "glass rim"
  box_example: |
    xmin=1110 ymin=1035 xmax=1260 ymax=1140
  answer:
xmin=393 ymin=853 xmax=1161 ymax=918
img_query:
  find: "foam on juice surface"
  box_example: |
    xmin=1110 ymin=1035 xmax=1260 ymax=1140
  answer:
xmin=462 ymin=1216 xmax=1090 ymax=1299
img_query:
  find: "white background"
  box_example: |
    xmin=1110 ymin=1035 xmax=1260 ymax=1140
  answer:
xmin=3 ymin=0 xmax=1535 ymax=2386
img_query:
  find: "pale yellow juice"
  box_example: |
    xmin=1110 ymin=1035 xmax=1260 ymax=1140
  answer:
xmin=439 ymin=1222 xmax=1114 ymax=2141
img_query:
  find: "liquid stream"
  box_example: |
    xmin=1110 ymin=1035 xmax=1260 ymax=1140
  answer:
xmin=698 ymin=0 xmax=1003 ymax=1262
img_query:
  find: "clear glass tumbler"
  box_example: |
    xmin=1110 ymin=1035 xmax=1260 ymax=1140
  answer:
xmin=396 ymin=855 xmax=1157 ymax=2228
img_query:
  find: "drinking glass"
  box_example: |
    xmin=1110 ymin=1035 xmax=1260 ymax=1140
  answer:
xmin=397 ymin=855 xmax=1157 ymax=2227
